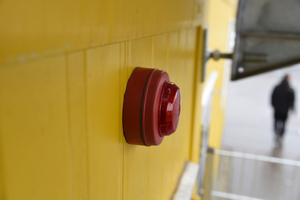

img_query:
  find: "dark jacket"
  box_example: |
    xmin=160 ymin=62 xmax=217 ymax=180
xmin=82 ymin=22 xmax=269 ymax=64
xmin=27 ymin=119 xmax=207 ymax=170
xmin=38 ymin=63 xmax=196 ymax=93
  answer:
xmin=271 ymin=80 xmax=295 ymax=115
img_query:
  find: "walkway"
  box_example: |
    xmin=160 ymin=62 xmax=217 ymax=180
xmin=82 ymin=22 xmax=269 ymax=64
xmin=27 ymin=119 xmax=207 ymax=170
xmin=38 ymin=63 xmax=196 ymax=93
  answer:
xmin=216 ymin=65 xmax=300 ymax=200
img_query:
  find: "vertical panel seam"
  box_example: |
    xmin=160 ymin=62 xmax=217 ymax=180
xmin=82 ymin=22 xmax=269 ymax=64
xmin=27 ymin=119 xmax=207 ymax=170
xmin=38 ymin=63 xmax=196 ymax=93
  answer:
xmin=189 ymin=27 xmax=197 ymax=161
xmin=166 ymin=33 xmax=170 ymax=72
xmin=122 ymin=41 xmax=127 ymax=200
xmin=65 ymin=54 xmax=74 ymax=200
xmin=187 ymin=27 xmax=196 ymax=161
xmin=84 ymin=50 xmax=90 ymax=200
xmin=120 ymin=42 xmax=125 ymax=200
xmin=161 ymin=33 xmax=170 ymax=200
xmin=165 ymin=33 xmax=171 ymax=199
xmin=0 ymin=71 xmax=5 ymax=200
xmin=146 ymin=36 xmax=155 ymax=200
xmin=189 ymin=27 xmax=202 ymax=162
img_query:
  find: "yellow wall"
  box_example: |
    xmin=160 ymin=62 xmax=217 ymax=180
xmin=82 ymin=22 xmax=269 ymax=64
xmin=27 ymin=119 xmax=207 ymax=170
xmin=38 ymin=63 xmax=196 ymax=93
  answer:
xmin=0 ymin=29 xmax=202 ymax=200
xmin=0 ymin=0 xmax=204 ymax=67
xmin=0 ymin=0 xmax=237 ymax=199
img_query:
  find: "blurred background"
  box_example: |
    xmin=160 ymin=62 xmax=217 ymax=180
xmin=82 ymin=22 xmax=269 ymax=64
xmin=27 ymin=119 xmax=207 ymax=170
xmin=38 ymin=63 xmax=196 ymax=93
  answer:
xmin=209 ymin=65 xmax=300 ymax=200
xmin=224 ymin=65 xmax=300 ymax=155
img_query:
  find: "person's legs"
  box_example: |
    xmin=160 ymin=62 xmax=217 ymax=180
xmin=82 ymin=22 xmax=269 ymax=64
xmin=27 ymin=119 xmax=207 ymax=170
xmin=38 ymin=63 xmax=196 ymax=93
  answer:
xmin=274 ymin=119 xmax=276 ymax=132
xmin=274 ymin=112 xmax=288 ymax=143
xmin=280 ymin=118 xmax=287 ymax=137
xmin=274 ymin=119 xmax=279 ymax=135
xmin=275 ymin=112 xmax=288 ymax=138
xmin=274 ymin=114 xmax=280 ymax=143
xmin=277 ymin=120 xmax=284 ymax=137
xmin=274 ymin=113 xmax=280 ymax=136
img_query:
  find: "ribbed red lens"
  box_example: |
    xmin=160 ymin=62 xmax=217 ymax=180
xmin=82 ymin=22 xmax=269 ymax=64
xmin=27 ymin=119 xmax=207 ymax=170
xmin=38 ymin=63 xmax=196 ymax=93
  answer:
xmin=159 ymin=81 xmax=181 ymax=136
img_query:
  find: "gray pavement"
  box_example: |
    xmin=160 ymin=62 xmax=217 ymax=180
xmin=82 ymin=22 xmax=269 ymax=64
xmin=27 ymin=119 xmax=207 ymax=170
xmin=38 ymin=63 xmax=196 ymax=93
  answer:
xmin=216 ymin=65 xmax=300 ymax=200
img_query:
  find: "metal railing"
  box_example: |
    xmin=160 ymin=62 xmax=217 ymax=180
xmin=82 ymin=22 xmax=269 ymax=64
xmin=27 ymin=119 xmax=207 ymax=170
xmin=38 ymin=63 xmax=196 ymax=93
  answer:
xmin=201 ymin=148 xmax=300 ymax=200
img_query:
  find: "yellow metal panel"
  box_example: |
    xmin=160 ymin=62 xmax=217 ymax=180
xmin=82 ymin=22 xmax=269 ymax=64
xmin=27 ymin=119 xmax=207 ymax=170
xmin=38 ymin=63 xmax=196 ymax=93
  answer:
xmin=0 ymin=57 xmax=72 ymax=199
xmin=162 ymin=28 xmax=201 ymax=198
xmin=146 ymin=33 xmax=181 ymax=200
xmin=182 ymin=28 xmax=199 ymax=162
xmin=0 ymin=0 xmax=203 ymax=66
xmin=0 ymin=138 xmax=3 ymax=200
xmin=123 ymin=37 xmax=152 ymax=200
xmin=190 ymin=27 xmax=204 ymax=163
xmin=172 ymin=29 xmax=189 ymax=181
xmin=161 ymin=31 xmax=180 ymax=199
xmin=0 ymin=0 xmax=90 ymax=65
xmin=66 ymin=51 xmax=88 ymax=200
xmin=122 ymin=31 xmax=200 ymax=200
xmin=147 ymin=34 xmax=168 ymax=200
xmin=179 ymin=28 xmax=195 ymax=161
xmin=152 ymin=33 xmax=175 ymax=200
xmin=0 ymin=27 xmax=203 ymax=200
xmin=86 ymin=43 xmax=124 ymax=200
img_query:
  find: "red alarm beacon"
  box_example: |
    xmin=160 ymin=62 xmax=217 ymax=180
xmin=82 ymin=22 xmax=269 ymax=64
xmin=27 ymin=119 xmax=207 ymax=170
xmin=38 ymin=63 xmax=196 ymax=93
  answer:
xmin=123 ymin=67 xmax=181 ymax=146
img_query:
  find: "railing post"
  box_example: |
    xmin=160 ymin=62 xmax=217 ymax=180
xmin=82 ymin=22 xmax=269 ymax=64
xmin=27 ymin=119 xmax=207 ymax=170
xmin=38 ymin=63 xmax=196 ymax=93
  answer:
xmin=202 ymin=148 xmax=215 ymax=200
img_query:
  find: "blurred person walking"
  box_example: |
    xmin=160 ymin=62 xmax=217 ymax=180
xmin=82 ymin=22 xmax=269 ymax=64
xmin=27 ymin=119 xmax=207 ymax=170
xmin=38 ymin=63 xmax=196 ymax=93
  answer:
xmin=271 ymin=74 xmax=295 ymax=143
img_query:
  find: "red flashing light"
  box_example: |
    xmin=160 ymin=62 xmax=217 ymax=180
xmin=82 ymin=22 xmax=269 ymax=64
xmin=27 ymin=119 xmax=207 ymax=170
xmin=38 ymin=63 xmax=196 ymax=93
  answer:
xmin=159 ymin=81 xmax=181 ymax=136
xmin=123 ymin=67 xmax=181 ymax=146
